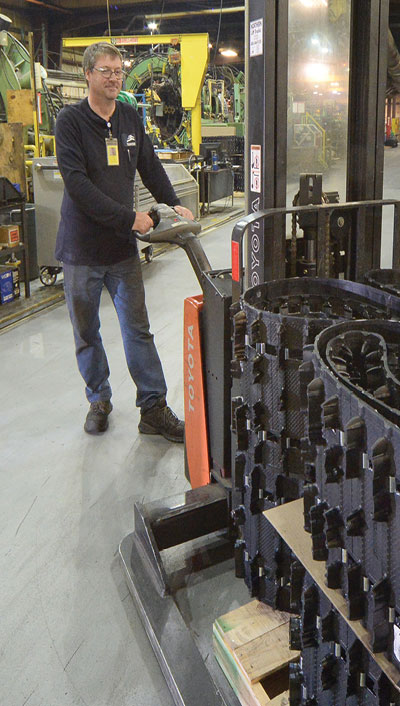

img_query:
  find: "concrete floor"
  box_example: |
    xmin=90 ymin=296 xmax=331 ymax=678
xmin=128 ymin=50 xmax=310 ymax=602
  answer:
xmin=0 ymin=211 xmax=248 ymax=706
xmin=2 ymin=148 xmax=400 ymax=706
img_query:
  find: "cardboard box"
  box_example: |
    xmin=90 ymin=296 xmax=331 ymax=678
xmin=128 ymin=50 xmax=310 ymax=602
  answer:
xmin=0 ymin=224 xmax=19 ymax=248
xmin=0 ymin=224 xmax=20 ymax=247
xmin=0 ymin=268 xmax=14 ymax=304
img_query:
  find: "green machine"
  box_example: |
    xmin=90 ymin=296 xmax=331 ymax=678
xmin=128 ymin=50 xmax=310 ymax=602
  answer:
xmin=125 ymin=49 xmax=191 ymax=148
xmin=0 ymin=14 xmax=59 ymax=137
xmin=124 ymin=49 xmax=245 ymax=147
xmin=201 ymin=65 xmax=245 ymax=137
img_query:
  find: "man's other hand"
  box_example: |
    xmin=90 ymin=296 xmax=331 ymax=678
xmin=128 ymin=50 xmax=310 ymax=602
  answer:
xmin=173 ymin=205 xmax=194 ymax=220
xmin=132 ymin=211 xmax=153 ymax=234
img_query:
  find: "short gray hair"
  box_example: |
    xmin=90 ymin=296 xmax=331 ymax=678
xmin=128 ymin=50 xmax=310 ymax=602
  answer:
xmin=82 ymin=42 xmax=123 ymax=73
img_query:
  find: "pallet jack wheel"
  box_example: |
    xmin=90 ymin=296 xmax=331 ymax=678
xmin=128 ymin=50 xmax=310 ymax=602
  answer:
xmin=40 ymin=266 xmax=58 ymax=286
xmin=144 ymin=245 xmax=153 ymax=263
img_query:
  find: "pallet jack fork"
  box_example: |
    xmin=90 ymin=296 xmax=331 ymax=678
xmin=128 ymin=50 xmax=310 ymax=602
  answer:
xmin=119 ymin=485 xmax=231 ymax=706
xmin=119 ymin=204 xmax=238 ymax=706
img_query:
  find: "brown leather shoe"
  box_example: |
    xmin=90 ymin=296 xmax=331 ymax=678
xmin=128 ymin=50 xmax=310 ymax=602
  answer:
xmin=138 ymin=402 xmax=184 ymax=443
xmin=84 ymin=400 xmax=113 ymax=435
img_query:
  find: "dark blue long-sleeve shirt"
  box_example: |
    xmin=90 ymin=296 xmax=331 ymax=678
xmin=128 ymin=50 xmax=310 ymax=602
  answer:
xmin=55 ymin=97 xmax=180 ymax=265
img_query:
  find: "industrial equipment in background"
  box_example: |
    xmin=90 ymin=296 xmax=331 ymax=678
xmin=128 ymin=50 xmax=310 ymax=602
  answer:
xmin=123 ymin=52 xmax=244 ymax=149
xmin=0 ymin=13 xmax=86 ymax=203
xmin=125 ymin=49 xmax=191 ymax=150
xmin=201 ymin=65 xmax=245 ymax=137
xmin=0 ymin=14 xmax=55 ymax=137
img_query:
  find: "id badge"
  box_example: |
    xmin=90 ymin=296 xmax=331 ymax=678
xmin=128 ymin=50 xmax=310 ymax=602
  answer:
xmin=105 ymin=138 xmax=119 ymax=166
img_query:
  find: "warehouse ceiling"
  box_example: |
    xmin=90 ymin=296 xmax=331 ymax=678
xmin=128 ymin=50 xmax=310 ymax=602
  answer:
xmin=4 ymin=1 xmax=400 ymax=71
xmin=3 ymin=0 xmax=245 ymax=68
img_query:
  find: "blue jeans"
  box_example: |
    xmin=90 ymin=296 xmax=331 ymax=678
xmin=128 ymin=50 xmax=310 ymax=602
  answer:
xmin=63 ymin=254 xmax=167 ymax=411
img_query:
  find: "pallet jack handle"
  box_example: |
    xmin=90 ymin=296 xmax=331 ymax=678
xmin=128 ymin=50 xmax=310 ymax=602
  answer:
xmin=135 ymin=203 xmax=212 ymax=287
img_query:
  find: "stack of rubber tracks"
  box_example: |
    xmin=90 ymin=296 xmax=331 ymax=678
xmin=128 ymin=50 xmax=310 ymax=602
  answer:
xmin=288 ymin=575 xmax=400 ymax=706
xmin=230 ymin=277 xmax=400 ymax=612
xmin=303 ymin=318 xmax=400 ymax=671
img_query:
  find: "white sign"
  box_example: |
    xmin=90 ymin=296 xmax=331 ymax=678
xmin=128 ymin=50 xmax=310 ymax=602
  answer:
xmin=394 ymin=623 xmax=400 ymax=663
xmin=250 ymin=144 xmax=261 ymax=193
xmin=250 ymin=18 xmax=263 ymax=57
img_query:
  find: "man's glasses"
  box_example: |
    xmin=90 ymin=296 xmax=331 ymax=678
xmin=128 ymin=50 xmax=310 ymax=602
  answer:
xmin=92 ymin=67 xmax=124 ymax=79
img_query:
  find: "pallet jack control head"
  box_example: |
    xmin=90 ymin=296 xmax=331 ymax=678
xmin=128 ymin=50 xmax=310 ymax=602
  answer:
xmin=135 ymin=203 xmax=201 ymax=246
xmin=136 ymin=203 xmax=212 ymax=285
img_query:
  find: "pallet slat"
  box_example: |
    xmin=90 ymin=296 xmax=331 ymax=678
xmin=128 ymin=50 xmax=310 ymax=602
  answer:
xmin=235 ymin=622 xmax=294 ymax=683
xmin=213 ymin=600 xmax=298 ymax=706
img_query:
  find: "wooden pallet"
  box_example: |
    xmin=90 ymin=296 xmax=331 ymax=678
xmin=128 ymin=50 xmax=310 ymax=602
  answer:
xmin=213 ymin=599 xmax=299 ymax=706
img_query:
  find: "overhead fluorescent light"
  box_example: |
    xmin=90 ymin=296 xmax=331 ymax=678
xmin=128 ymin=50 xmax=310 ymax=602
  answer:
xmin=300 ymin=0 xmax=328 ymax=7
xmin=219 ymin=48 xmax=238 ymax=57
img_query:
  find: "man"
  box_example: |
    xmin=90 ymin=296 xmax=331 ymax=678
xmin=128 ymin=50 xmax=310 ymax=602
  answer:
xmin=55 ymin=41 xmax=193 ymax=441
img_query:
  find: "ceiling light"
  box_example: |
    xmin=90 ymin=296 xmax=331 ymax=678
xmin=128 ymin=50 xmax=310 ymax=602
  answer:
xmin=303 ymin=62 xmax=330 ymax=82
xmin=300 ymin=0 xmax=328 ymax=7
xmin=219 ymin=48 xmax=238 ymax=57
xmin=148 ymin=21 xmax=158 ymax=31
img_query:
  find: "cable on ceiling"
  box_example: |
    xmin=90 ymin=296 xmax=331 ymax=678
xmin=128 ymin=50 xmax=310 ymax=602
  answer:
xmin=213 ymin=0 xmax=224 ymax=65
xmin=106 ymin=0 xmax=111 ymax=37
xmin=159 ymin=0 xmax=165 ymax=32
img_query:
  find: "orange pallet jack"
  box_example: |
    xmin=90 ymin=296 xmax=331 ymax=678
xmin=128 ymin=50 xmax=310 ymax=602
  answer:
xmin=135 ymin=202 xmax=233 ymax=490
xmin=119 ymin=203 xmax=239 ymax=706
xmin=183 ymin=293 xmax=209 ymax=488
xmin=183 ymin=268 xmax=233 ymax=489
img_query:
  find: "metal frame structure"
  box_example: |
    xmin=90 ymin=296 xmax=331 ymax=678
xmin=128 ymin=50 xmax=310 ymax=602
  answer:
xmin=246 ymin=0 xmax=390 ymax=286
xmin=347 ymin=0 xmax=390 ymax=269
xmin=245 ymin=0 xmax=288 ymax=288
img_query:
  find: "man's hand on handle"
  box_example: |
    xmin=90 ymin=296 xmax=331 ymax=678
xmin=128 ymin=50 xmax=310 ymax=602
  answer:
xmin=133 ymin=205 xmax=194 ymax=235
xmin=173 ymin=205 xmax=194 ymax=220
xmin=132 ymin=211 xmax=153 ymax=234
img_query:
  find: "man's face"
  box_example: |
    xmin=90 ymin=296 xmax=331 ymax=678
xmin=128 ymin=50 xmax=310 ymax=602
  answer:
xmin=86 ymin=53 xmax=123 ymax=102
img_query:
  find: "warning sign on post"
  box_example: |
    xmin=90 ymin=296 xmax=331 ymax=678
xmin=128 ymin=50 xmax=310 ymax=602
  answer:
xmin=251 ymin=144 xmax=261 ymax=194
xmin=250 ymin=18 xmax=263 ymax=57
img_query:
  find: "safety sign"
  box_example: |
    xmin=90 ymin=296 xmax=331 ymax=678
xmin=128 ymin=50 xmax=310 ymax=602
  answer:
xmin=251 ymin=144 xmax=261 ymax=194
xmin=250 ymin=18 xmax=263 ymax=57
